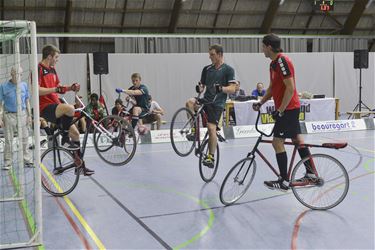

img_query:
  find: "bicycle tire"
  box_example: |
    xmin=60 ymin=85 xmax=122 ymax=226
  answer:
xmin=170 ymin=107 xmax=195 ymax=157
xmin=93 ymin=115 xmax=137 ymax=166
xmin=291 ymin=154 xmax=349 ymax=210
xmin=40 ymin=147 xmax=79 ymax=197
xmin=199 ymin=139 xmax=220 ymax=182
xmin=219 ymin=157 xmax=257 ymax=206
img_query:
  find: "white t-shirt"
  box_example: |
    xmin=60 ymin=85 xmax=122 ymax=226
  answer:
xmin=149 ymin=100 xmax=161 ymax=113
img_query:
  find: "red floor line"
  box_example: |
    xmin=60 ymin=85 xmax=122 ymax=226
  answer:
xmin=53 ymin=196 xmax=93 ymax=250
xmin=42 ymin=176 xmax=92 ymax=250
xmin=291 ymin=171 xmax=375 ymax=250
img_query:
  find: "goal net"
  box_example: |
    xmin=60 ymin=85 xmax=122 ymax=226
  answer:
xmin=0 ymin=20 xmax=42 ymax=249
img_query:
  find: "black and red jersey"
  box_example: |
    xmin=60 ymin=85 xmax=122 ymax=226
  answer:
xmin=38 ymin=63 xmax=61 ymax=112
xmin=269 ymin=53 xmax=300 ymax=110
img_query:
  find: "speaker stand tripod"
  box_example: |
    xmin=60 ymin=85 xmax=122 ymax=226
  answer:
xmin=348 ymin=68 xmax=372 ymax=119
xmin=98 ymin=74 xmax=109 ymax=115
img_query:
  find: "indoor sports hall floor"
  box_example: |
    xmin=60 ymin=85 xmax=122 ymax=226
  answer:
xmin=42 ymin=129 xmax=374 ymax=249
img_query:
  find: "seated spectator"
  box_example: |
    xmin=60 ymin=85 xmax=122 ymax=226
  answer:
xmin=228 ymin=81 xmax=246 ymax=100
xmin=142 ymin=95 xmax=165 ymax=130
xmin=85 ymin=93 xmax=104 ymax=132
xmin=74 ymin=95 xmax=86 ymax=134
xmin=111 ymin=98 xmax=124 ymax=116
xmin=251 ymin=82 xmax=266 ymax=98
xmin=228 ymin=81 xmax=245 ymax=125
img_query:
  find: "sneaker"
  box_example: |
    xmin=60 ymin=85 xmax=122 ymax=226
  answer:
xmin=2 ymin=166 xmax=11 ymax=170
xmin=24 ymin=162 xmax=34 ymax=168
xmin=82 ymin=167 xmax=95 ymax=176
xmin=81 ymin=161 xmax=94 ymax=176
xmin=202 ymin=154 xmax=215 ymax=168
xmin=294 ymin=173 xmax=319 ymax=184
xmin=264 ymin=178 xmax=289 ymax=192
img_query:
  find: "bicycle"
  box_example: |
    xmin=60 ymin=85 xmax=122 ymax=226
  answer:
xmin=219 ymin=110 xmax=349 ymax=210
xmin=41 ymin=93 xmax=136 ymax=197
xmin=170 ymin=90 xmax=225 ymax=182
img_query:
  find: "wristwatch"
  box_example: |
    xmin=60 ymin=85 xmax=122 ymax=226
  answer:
xmin=278 ymin=110 xmax=284 ymax=117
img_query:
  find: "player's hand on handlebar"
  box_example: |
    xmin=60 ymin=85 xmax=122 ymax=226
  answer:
xmin=116 ymin=88 xmax=123 ymax=94
xmin=56 ymin=85 xmax=68 ymax=94
xmin=70 ymin=83 xmax=80 ymax=92
xmin=252 ymin=102 xmax=262 ymax=111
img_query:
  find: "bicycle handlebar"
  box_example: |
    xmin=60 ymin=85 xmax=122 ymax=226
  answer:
xmin=255 ymin=110 xmax=274 ymax=137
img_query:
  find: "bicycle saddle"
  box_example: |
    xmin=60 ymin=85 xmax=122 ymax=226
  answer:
xmin=322 ymin=142 xmax=348 ymax=149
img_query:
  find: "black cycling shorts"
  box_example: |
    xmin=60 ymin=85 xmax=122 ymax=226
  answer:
xmin=41 ymin=104 xmax=59 ymax=123
xmin=203 ymin=104 xmax=223 ymax=125
xmin=273 ymin=108 xmax=301 ymax=139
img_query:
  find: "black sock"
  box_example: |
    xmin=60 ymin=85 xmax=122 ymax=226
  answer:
xmin=276 ymin=152 xmax=288 ymax=181
xmin=131 ymin=116 xmax=139 ymax=129
xmin=298 ymin=147 xmax=313 ymax=174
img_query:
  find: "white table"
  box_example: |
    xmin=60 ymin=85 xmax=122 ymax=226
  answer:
xmin=229 ymin=98 xmax=338 ymax=126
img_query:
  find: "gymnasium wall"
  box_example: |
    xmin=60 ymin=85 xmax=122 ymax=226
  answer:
xmin=37 ymin=52 xmax=374 ymax=121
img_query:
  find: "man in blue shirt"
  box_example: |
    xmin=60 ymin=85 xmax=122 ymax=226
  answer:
xmin=0 ymin=67 xmax=33 ymax=170
xmin=251 ymin=82 xmax=266 ymax=97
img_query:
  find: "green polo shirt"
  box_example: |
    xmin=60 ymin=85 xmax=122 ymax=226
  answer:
xmin=201 ymin=63 xmax=236 ymax=108
xmin=129 ymin=84 xmax=150 ymax=111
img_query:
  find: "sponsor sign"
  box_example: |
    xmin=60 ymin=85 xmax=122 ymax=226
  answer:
xmin=233 ymin=124 xmax=274 ymax=138
xmin=305 ymin=119 xmax=366 ymax=133
xmin=151 ymin=128 xmax=223 ymax=144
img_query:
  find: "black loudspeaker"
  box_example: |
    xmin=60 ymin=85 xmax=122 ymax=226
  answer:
xmin=354 ymin=49 xmax=368 ymax=69
xmin=93 ymin=52 xmax=109 ymax=75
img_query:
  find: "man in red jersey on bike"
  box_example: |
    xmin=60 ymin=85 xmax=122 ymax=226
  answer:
xmin=253 ymin=34 xmax=316 ymax=191
xmin=38 ymin=44 xmax=94 ymax=175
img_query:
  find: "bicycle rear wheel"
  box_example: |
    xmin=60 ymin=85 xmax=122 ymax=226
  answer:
xmin=93 ymin=115 xmax=137 ymax=166
xmin=219 ymin=157 xmax=257 ymax=205
xmin=170 ymin=107 xmax=195 ymax=157
xmin=40 ymin=147 xmax=79 ymax=197
xmin=291 ymin=154 xmax=349 ymax=210
xmin=199 ymin=139 xmax=219 ymax=182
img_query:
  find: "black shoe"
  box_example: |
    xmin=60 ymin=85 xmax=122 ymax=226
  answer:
xmin=24 ymin=162 xmax=34 ymax=168
xmin=82 ymin=167 xmax=95 ymax=176
xmin=264 ymin=178 xmax=289 ymax=192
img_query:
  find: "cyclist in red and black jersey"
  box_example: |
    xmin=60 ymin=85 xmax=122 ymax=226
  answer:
xmin=253 ymin=34 xmax=315 ymax=191
xmin=38 ymin=44 xmax=94 ymax=175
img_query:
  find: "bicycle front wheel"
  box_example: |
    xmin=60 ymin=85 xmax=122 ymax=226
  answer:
xmin=170 ymin=107 xmax=195 ymax=157
xmin=291 ymin=154 xmax=349 ymax=210
xmin=93 ymin=115 xmax=137 ymax=166
xmin=219 ymin=157 xmax=257 ymax=206
xmin=199 ymin=139 xmax=219 ymax=182
xmin=40 ymin=147 xmax=79 ymax=197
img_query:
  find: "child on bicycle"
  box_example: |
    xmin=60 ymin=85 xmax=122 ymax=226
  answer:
xmin=38 ymin=44 xmax=94 ymax=175
xmin=253 ymin=34 xmax=315 ymax=191
xmin=186 ymin=44 xmax=237 ymax=168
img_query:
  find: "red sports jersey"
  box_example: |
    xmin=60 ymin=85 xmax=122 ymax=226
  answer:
xmin=269 ymin=53 xmax=300 ymax=110
xmin=38 ymin=63 xmax=61 ymax=112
